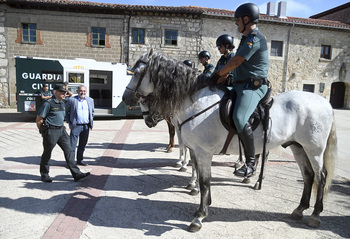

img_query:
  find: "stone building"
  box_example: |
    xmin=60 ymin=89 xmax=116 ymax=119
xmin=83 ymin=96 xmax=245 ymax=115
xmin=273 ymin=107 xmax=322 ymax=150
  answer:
xmin=0 ymin=0 xmax=349 ymax=108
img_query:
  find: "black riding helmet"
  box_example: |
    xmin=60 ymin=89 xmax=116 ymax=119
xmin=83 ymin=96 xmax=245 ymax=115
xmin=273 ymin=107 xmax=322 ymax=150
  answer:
xmin=183 ymin=60 xmax=193 ymax=67
xmin=234 ymin=3 xmax=260 ymax=23
xmin=216 ymin=34 xmax=234 ymax=50
xmin=198 ymin=51 xmax=211 ymax=59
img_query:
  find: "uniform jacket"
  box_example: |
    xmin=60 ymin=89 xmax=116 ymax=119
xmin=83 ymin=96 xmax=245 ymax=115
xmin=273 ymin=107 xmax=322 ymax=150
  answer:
xmin=65 ymin=95 xmax=94 ymax=129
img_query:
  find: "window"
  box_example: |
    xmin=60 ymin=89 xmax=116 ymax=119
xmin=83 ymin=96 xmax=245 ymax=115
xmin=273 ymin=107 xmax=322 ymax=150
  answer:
xmin=321 ymin=45 xmax=331 ymax=59
xmin=22 ymin=23 xmax=37 ymax=43
xmin=303 ymin=84 xmax=315 ymax=93
xmin=132 ymin=28 xmax=145 ymax=44
xmin=164 ymin=29 xmax=178 ymax=46
xmin=91 ymin=27 xmax=106 ymax=47
xmin=271 ymin=40 xmax=283 ymax=57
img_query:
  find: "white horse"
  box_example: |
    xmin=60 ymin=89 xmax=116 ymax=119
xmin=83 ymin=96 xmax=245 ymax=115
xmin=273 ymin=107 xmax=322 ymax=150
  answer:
xmin=123 ymin=49 xmax=337 ymax=232
xmin=139 ymin=99 xmax=199 ymax=195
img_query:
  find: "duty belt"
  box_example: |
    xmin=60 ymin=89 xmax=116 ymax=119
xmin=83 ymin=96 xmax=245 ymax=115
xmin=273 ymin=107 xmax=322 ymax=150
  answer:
xmin=235 ymin=77 xmax=269 ymax=85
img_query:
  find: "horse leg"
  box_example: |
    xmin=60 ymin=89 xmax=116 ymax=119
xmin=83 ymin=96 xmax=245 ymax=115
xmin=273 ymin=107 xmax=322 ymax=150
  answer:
xmin=186 ymin=149 xmax=199 ymax=195
xmin=166 ymin=119 xmax=175 ymax=153
xmin=289 ymin=145 xmax=314 ymax=220
xmin=308 ymin=167 xmax=327 ymax=227
xmin=188 ymin=152 xmax=212 ymax=232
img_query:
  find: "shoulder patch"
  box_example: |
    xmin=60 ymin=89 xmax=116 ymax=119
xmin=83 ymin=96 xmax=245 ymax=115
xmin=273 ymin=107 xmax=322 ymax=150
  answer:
xmin=247 ymin=36 xmax=255 ymax=47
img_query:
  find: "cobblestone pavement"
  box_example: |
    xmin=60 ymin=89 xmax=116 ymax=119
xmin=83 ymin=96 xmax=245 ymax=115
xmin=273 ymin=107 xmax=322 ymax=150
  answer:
xmin=0 ymin=109 xmax=349 ymax=239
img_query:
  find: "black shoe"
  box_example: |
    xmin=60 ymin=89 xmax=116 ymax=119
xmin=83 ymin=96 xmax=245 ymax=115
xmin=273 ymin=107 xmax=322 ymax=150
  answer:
xmin=78 ymin=160 xmax=88 ymax=166
xmin=234 ymin=164 xmax=255 ymax=178
xmin=74 ymin=172 xmax=90 ymax=182
xmin=41 ymin=175 xmax=53 ymax=183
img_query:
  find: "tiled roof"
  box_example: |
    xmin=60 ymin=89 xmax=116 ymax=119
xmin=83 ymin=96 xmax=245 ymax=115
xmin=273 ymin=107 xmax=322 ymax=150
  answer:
xmin=2 ymin=0 xmax=350 ymax=29
xmin=310 ymin=2 xmax=350 ymax=19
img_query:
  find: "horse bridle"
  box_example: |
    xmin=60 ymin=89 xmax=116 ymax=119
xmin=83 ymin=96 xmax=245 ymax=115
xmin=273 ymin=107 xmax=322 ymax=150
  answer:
xmin=125 ymin=59 xmax=155 ymax=102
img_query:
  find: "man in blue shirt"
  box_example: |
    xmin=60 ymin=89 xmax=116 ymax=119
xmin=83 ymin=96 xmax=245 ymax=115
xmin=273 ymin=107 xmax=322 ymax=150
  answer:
xmin=211 ymin=3 xmax=269 ymax=178
xmin=66 ymin=85 xmax=95 ymax=166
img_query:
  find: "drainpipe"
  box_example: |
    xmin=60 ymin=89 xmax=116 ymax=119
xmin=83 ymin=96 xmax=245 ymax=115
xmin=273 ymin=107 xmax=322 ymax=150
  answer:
xmin=126 ymin=13 xmax=132 ymax=65
xmin=282 ymin=22 xmax=295 ymax=92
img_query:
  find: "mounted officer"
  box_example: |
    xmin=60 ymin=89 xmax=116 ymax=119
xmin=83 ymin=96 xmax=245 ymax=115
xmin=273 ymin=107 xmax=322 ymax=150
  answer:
xmin=183 ymin=60 xmax=193 ymax=68
xmin=198 ymin=51 xmax=215 ymax=76
xmin=214 ymin=34 xmax=235 ymax=86
xmin=211 ymin=3 xmax=269 ymax=178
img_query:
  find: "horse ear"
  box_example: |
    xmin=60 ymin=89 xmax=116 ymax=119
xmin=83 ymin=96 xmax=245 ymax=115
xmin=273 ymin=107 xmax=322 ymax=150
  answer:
xmin=147 ymin=48 xmax=154 ymax=59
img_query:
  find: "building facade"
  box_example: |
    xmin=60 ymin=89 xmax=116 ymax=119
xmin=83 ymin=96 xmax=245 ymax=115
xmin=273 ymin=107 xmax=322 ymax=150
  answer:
xmin=0 ymin=0 xmax=350 ymax=108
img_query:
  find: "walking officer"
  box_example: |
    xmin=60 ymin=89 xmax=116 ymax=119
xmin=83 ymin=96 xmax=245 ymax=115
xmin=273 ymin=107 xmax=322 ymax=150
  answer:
xmin=36 ymin=84 xmax=90 ymax=183
xmin=211 ymin=3 xmax=269 ymax=178
xmin=198 ymin=51 xmax=215 ymax=77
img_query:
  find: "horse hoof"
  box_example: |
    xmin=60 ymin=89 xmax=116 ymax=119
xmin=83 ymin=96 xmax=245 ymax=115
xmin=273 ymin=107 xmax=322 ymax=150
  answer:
xmin=186 ymin=184 xmax=195 ymax=190
xmin=290 ymin=209 xmax=303 ymax=220
xmin=190 ymin=189 xmax=199 ymax=196
xmin=188 ymin=219 xmax=202 ymax=232
xmin=179 ymin=167 xmax=187 ymax=172
xmin=167 ymin=148 xmax=173 ymax=153
xmin=175 ymin=162 xmax=182 ymax=168
xmin=307 ymin=216 xmax=321 ymax=228
xmin=253 ymin=182 xmax=260 ymax=190
xmin=242 ymin=178 xmax=251 ymax=184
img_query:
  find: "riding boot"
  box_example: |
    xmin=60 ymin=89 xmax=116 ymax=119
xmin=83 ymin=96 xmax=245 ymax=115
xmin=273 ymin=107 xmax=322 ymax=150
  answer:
xmin=234 ymin=123 xmax=257 ymax=178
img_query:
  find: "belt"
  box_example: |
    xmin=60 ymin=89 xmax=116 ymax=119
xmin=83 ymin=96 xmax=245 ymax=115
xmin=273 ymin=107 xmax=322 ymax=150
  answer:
xmin=235 ymin=77 xmax=269 ymax=84
xmin=77 ymin=123 xmax=89 ymax=126
xmin=48 ymin=125 xmax=63 ymax=129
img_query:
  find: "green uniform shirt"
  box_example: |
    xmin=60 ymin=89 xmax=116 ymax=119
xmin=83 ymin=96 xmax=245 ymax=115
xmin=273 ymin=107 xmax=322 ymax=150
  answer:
xmin=234 ymin=27 xmax=269 ymax=81
xmin=203 ymin=63 xmax=215 ymax=76
xmin=38 ymin=96 xmax=66 ymax=126
xmin=41 ymin=89 xmax=52 ymax=102
xmin=215 ymin=52 xmax=235 ymax=85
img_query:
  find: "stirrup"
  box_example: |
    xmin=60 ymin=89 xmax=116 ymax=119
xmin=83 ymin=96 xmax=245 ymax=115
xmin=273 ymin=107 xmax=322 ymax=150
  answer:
xmin=234 ymin=164 xmax=255 ymax=178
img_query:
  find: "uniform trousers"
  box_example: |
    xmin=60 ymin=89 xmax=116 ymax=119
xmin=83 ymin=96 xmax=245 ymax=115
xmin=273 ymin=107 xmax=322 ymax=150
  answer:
xmin=40 ymin=126 xmax=81 ymax=177
xmin=232 ymin=82 xmax=268 ymax=133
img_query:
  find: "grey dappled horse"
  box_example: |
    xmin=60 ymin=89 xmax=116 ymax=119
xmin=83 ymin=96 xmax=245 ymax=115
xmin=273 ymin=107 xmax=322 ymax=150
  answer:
xmin=123 ymin=49 xmax=337 ymax=232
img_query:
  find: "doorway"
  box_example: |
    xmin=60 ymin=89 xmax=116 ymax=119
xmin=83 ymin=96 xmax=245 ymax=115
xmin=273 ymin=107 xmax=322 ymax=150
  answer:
xmin=89 ymin=70 xmax=112 ymax=108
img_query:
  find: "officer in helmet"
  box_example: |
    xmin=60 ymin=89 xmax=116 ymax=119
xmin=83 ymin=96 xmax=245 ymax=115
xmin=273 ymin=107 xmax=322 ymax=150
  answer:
xmin=183 ymin=60 xmax=193 ymax=68
xmin=214 ymin=34 xmax=235 ymax=85
xmin=211 ymin=3 xmax=269 ymax=178
xmin=198 ymin=51 xmax=215 ymax=77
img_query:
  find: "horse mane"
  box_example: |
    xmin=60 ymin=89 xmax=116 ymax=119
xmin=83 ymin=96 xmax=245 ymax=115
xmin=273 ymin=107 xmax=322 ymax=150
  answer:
xmin=147 ymin=51 xmax=203 ymax=116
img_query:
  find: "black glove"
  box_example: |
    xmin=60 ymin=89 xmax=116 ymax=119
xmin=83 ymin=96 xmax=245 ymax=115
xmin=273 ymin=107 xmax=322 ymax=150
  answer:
xmin=210 ymin=72 xmax=220 ymax=84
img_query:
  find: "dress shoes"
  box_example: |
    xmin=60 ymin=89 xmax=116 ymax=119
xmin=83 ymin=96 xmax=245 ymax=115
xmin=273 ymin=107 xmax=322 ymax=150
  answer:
xmin=77 ymin=160 xmax=88 ymax=166
xmin=74 ymin=172 xmax=90 ymax=182
xmin=41 ymin=174 xmax=53 ymax=183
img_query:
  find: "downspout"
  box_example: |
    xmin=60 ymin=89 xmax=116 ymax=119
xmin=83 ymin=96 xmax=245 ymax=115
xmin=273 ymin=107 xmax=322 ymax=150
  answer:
xmin=282 ymin=22 xmax=295 ymax=92
xmin=126 ymin=13 xmax=132 ymax=65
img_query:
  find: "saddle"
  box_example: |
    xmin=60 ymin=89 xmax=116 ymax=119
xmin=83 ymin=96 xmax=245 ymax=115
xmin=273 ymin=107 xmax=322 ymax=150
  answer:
xmin=219 ymin=86 xmax=273 ymax=154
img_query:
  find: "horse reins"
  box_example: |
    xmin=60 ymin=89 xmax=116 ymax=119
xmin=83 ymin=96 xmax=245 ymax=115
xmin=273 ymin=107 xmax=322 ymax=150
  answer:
xmin=178 ymin=100 xmax=221 ymax=131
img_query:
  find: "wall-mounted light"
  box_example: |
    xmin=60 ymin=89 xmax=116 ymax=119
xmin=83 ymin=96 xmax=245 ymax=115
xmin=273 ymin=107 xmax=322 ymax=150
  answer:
xmin=319 ymin=82 xmax=325 ymax=93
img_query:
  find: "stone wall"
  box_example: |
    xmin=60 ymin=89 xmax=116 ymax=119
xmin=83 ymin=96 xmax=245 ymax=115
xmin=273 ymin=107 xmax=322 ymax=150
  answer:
xmin=128 ymin=14 xmax=202 ymax=68
xmin=5 ymin=8 xmax=125 ymax=105
xmin=0 ymin=7 xmax=8 ymax=108
xmin=2 ymin=5 xmax=350 ymax=108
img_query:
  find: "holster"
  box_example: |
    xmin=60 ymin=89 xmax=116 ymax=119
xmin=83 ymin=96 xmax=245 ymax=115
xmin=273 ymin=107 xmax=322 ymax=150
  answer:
xmin=39 ymin=123 xmax=48 ymax=134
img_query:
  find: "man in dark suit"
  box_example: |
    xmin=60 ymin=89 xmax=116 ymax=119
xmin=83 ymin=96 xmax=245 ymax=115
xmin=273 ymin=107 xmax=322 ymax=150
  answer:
xmin=65 ymin=85 xmax=94 ymax=166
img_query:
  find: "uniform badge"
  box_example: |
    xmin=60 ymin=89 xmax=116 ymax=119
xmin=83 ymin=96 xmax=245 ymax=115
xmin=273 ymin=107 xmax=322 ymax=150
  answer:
xmin=247 ymin=37 xmax=255 ymax=47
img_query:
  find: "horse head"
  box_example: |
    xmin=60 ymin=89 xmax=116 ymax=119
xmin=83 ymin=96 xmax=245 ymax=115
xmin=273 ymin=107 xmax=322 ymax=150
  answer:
xmin=139 ymin=97 xmax=164 ymax=128
xmin=122 ymin=48 xmax=155 ymax=107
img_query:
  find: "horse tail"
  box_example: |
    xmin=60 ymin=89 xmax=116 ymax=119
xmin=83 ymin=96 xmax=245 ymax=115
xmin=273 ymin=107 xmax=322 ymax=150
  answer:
xmin=322 ymin=114 xmax=337 ymax=196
